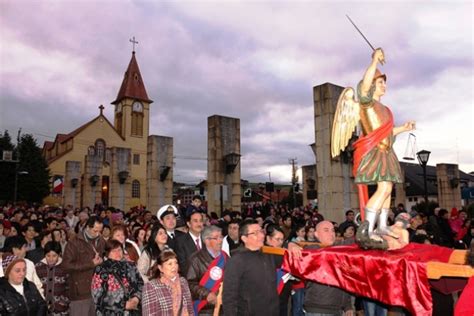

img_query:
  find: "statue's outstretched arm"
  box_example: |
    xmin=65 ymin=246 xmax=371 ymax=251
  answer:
xmin=360 ymin=48 xmax=384 ymax=98
xmin=393 ymin=121 xmax=416 ymax=136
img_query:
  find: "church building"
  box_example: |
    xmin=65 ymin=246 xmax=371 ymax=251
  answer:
xmin=42 ymin=51 xmax=173 ymax=212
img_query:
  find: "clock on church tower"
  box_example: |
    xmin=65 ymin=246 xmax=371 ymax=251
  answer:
xmin=132 ymin=101 xmax=143 ymax=112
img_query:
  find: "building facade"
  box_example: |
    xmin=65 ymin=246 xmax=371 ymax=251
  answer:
xmin=43 ymin=51 xmax=173 ymax=212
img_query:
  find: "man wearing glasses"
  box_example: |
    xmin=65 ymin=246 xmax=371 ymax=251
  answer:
xmin=223 ymin=218 xmax=280 ymax=316
xmin=186 ymin=225 xmax=227 ymax=316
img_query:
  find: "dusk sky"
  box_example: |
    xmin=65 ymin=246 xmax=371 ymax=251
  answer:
xmin=1 ymin=0 xmax=473 ymax=184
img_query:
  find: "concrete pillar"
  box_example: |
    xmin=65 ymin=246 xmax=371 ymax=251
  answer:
xmin=207 ymin=115 xmax=241 ymax=215
xmin=302 ymin=164 xmax=317 ymax=207
xmin=82 ymin=155 xmax=103 ymax=209
xmin=314 ymin=83 xmax=359 ymax=223
xmin=64 ymin=161 xmax=82 ymax=209
xmin=436 ymin=163 xmax=462 ymax=210
xmin=147 ymin=136 xmax=174 ymax=214
xmin=110 ymin=147 xmax=131 ymax=211
xmin=394 ymin=163 xmax=407 ymax=207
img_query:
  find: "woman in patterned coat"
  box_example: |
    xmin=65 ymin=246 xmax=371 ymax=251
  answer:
xmin=35 ymin=241 xmax=69 ymax=315
xmin=91 ymin=239 xmax=144 ymax=316
xmin=142 ymin=249 xmax=194 ymax=316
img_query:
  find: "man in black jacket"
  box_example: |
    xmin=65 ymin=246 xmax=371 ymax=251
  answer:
xmin=304 ymin=221 xmax=354 ymax=316
xmin=223 ymin=218 xmax=279 ymax=316
xmin=186 ymin=225 xmax=226 ymax=315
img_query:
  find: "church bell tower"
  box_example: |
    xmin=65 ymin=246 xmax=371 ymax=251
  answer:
xmin=111 ymin=48 xmax=153 ymax=140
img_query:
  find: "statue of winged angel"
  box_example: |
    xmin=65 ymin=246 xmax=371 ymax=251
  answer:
xmin=331 ymin=48 xmax=415 ymax=246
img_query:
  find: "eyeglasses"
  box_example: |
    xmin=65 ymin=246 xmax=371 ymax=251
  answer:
xmin=271 ymin=237 xmax=284 ymax=242
xmin=245 ymin=229 xmax=265 ymax=236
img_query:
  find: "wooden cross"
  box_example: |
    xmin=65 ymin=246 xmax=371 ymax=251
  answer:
xmin=99 ymin=104 xmax=104 ymax=115
xmin=129 ymin=36 xmax=138 ymax=52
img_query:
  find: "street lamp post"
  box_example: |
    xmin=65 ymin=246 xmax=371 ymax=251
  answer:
xmin=416 ymin=150 xmax=431 ymax=208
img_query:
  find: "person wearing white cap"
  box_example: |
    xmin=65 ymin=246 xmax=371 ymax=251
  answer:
xmin=157 ymin=204 xmax=185 ymax=252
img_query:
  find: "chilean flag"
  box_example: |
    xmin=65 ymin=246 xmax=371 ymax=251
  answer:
xmin=52 ymin=176 xmax=63 ymax=193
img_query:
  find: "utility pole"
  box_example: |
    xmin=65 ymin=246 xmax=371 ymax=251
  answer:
xmin=289 ymin=158 xmax=298 ymax=208
xmin=13 ymin=128 xmax=22 ymax=205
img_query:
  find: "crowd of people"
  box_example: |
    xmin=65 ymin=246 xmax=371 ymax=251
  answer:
xmin=0 ymin=195 xmax=472 ymax=315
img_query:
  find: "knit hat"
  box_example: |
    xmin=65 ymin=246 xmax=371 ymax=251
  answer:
xmin=2 ymin=254 xmax=25 ymax=278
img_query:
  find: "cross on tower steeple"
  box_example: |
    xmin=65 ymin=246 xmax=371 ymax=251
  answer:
xmin=99 ymin=104 xmax=104 ymax=115
xmin=129 ymin=36 xmax=138 ymax=53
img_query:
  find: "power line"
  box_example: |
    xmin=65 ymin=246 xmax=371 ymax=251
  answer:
xmin=242 ymin=172 xmax=272 ymax=181
xmin=173 ymin=155 xmax=207 ymax=160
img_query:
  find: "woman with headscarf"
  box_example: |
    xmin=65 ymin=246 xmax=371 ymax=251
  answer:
xmin=0 ymin=256 xmax=47 ymax=315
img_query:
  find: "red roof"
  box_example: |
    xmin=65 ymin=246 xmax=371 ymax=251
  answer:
xmin=56 ymin=134 xmax=68 ymax=143
xmin=111 ymin=52 xmax=153 ymax=105
xmin=43 ymin=141 xmax=54 ymax=151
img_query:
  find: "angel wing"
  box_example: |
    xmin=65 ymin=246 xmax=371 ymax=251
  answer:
xmin=331 ymin=87 xmax=360 ymax=158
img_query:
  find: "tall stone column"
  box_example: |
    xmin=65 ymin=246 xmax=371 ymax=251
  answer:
xmin=64 ymin=161 xmax=82 ymax=209
xmin=314 ymin=83 xmax=359 ymax=223
xmin=110 ymin=147 xmax=131 ymax=211
xmin=207 ymin=115 xmax=241 ymax=215
xmin=436 ymin=163 xmax=462 ymax=210
xmin=82 ymin=155 xmax=103 ymax=209
xmin=302 ymin=164 xmax=317 ymax=207
xmin=147 ymin=136 xmax=174 ymax=214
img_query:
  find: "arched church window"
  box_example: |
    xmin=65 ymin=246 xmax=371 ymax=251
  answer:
xmin=88 ymin=146 xmax=95 ymax=156
xmin=132 ymin=180 xmax=140 ymax=198
xmin=95 ymin=139 xmax=106 ymax=158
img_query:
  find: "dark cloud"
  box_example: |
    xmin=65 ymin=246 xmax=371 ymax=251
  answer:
xmin=1 ymin=1 xmax=473 ymax=182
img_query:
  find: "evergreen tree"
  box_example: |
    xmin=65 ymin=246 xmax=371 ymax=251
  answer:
xmin=16 ymin=134 xmax=50 ymax=203
xmin=0 ymin=130 xmax=16 ymax=203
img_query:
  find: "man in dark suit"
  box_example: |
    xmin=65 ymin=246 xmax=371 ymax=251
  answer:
xmin=157 ymin=204 xmax=185 ymax=252
xmin=176 ymin=209 xmax=204 ymax=273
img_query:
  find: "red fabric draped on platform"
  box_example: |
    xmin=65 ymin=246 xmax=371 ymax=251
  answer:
xmin=282 ymin=243 xmax=453 ymax=316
